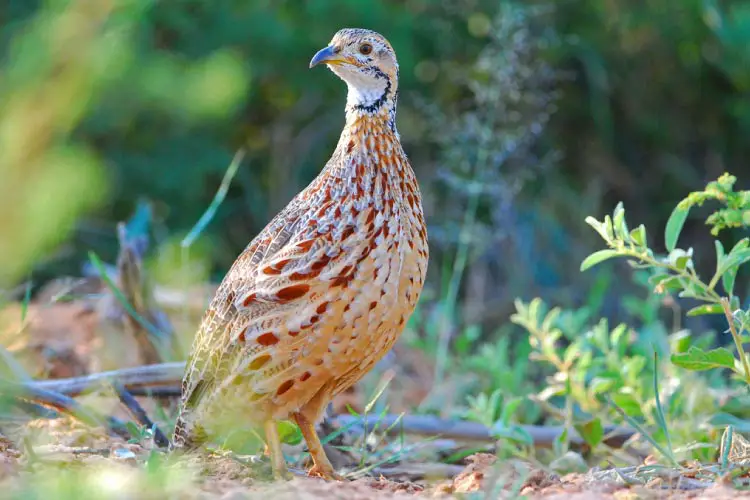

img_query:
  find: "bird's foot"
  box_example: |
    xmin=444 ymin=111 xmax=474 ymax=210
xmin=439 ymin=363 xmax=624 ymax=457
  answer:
xmin=306 ymin=464 xmax=345 ymax=481
xmin=273 ymin=467 xmax=294 ymax=482
xmin=218 ymin=451 xmax=292 ymax=482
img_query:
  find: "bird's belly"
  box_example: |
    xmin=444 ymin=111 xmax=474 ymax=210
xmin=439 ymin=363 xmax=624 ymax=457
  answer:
xmin=265 ymin=232 xmax=424 ymax=418
xmin=330 ymin=229 xmax=425 ymax=385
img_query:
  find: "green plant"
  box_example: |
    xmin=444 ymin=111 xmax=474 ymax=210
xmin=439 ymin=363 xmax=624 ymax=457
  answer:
xmin=125 ymin=422 xmax=156 ymax=445
xmin=508 ymin=168 xmax=746 ymax=463
xmin=512 ymin=296 xmax=725 ymax=464
xmin=582 ymin=173 xmax=750 ymax=386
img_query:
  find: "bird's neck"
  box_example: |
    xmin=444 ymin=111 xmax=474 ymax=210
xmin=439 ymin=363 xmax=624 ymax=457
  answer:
xmin=345 ymin=101 xmax=396 ymax=133
xmin=330 ymin=96 xmax=408 ymax=198
xmin=344 ymin=82 xmax=398 ymax=133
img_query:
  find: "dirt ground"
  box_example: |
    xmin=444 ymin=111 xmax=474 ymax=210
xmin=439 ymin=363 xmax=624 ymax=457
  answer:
xmin=1 ymin=425 xmax=748 ymax=500
xmin=192 ymin=452 xmax=750 ymax=499
xmin=2 ymin=282 xmax=750 ymax=498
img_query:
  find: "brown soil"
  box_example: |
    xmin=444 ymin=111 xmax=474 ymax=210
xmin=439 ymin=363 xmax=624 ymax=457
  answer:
xmin=1 ymin=290 xmax=748 ymax=499
xmin=0 ymin=423 xmax=747 ymax=500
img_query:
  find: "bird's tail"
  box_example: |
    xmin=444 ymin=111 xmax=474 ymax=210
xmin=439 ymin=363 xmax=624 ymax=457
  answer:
xmin=170 ymin=415 xmax=189 ymax=451
xmin=170 ymin=412 xmax=206 ymax=451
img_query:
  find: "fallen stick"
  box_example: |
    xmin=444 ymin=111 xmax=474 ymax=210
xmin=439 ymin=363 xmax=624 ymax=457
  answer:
xmin=27 ymin=362 xmax=185 ymax=397
xmin=21 ymin=362 xmax=636 ymax=449
xmin=333 ymin=414 xmax=634 ymax=449
xmin=368 ymin=462 xmax=465 ymax=481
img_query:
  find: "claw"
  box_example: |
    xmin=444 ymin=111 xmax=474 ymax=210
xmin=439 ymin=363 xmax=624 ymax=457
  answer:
xmin=307 ymin=464 xmax=344 ymax=481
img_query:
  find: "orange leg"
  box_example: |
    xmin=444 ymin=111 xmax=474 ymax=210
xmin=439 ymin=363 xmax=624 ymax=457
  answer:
xmin=293 ymin=412 xmax=342 ymax=480
xmin=264 ymin=420 xmax=291 ymax=480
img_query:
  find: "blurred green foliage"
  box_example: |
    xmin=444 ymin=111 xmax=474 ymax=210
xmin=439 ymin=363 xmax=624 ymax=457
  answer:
xmin=1 ymin=0 xmax=749 ymax=322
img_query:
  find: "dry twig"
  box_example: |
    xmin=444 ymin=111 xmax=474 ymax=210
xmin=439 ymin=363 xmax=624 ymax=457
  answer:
xmin=112 ymin=382 xmax=170 ymax=447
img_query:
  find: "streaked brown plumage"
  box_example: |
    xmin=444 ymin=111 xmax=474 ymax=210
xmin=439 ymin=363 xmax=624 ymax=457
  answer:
xmin=171 ymin=28 xmax=428 ymax=480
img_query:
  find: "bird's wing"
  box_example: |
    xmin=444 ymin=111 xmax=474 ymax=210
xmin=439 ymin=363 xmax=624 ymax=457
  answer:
xmin=178 ymin=167 xmax=368 ymax=422
xmin=178 ymin=199 xmax=308 ymax=409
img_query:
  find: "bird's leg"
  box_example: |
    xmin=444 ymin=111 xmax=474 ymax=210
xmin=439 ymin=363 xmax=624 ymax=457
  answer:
xmin=292 ymin=411 xmax=343 ymax=481
xmin=264 ymin=420 xmax=291 ymax=481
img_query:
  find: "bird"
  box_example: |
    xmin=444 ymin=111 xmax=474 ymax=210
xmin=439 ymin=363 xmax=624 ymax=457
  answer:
xmin=171 ymin=28 xmax=429 ymax=481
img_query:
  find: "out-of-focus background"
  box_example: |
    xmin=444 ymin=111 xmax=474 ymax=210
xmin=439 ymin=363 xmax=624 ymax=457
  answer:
xmin=1 ymin=0 xmax=749 ymax=428
xmin=5 ymin=0 xmax=748 ymax=315
xmin=3 ymin=1 xmax=750 ymax=496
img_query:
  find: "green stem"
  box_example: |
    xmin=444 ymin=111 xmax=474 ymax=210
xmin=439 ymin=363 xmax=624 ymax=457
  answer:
xmin=721 ymin=297 xmax=750 ymax=387
xmin=619 ymin=249 xmax=722 ymax=303
xmin=707 ymin=272 xmax=722 ymax=293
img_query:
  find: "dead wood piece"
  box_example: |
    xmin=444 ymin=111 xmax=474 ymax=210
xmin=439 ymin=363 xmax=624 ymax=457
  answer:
xmin=27 ymin=362 xmax=184 ymax=397
xmin=368 ymin=462 xmax=465 ymax=481
xmin=34 ymin=446 xmax=111 ymax=457
xmin=333 ymin=414 xmax=634 ymax=449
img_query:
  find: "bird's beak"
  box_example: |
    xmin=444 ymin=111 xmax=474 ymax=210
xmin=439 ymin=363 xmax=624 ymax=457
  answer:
xmin=309 ymin=45 xmax=346 ymax=69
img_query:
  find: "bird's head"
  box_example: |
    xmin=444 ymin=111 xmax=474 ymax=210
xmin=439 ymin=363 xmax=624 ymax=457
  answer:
xmin=310 ymin=28 xmax=399 ymax=114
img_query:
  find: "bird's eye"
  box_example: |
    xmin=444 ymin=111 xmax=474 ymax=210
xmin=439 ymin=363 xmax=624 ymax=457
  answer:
xmin=359 ymin=43 xmax=373 ymax=55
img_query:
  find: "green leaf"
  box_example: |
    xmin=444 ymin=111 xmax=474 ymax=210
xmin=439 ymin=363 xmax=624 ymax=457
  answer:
xmin=575 ymin=418 xmax=604 ymax=448
xmin=553 ymin=427 xmax=569 ymax=457
xmin=88 ymin=251 xmax=168 ymax=356
xmin=686 ymin=304 xmax=724 ymax=316
xmin=585 ymin=217 xmax=609 ymax=242
xmin=182 ymin=149 xmax=245 ymax=248
xmin=609 ymin=397 xmax=678 ymax=466
xmin=537 ymin=385 xmax=565 ymax=401
xmin=647 ymin=272 xmax=670 ymax=285
xmin=277 ymin=420 xmax=302 ymax=445
xmin=612 ymin=203 xmax=629 ymax=241
xmin=611 ymin=392 xmax=642 ymax=417
xmin=653 ymin=275 xmax=682 ymax=293
xmin=723 ymin=266 xmax=739 ymax=296
xmin=674 ymin=255 xmax=691 ymax=270
xmin=611 ymin=324 xmax=629 ymax=356
xmin=678 ymin=279 xmax=708 ymax=299
xmin=563 ymin=342 xmax=583 ymax=365
xmin=603 ymin=215 xmax=615 ymax=241
xmin=499 ymin=397 xmax=523 ymax=426
xmin=652 ymin=352 xmax=673 ymax=456
xmin=540 ymin=307 xmax=561 ymax=333
xmin=725 ymin=248 xmax=750 ymax=270
xmin=671 ymin=346 xmax=735 ymax=371
xmin=708 ymin=413 xmax=750 ymax=433
xmin=589 ymin=377 xmax=617 ymax=395
xmin=580 ymin=250 xmax=621 ymax=271
xmin=715 ymin=246 xmax=750 ymax=294
xmin=665 ymin=206 xmax=689 ymax=252
xmin=125 ymin=421 xmax=141 ymax=439
xmin=714 ymin=240 xmax=725 ymax=264
xmin=490 ymin=424 xmax=533 ymax=445
xmin=721 ymin=426 xmax=733 ymax=470
xmin=629 ymin=224 xmax=647 ymax=247
xmin=20 ymin=279 xmax=32 ymax=323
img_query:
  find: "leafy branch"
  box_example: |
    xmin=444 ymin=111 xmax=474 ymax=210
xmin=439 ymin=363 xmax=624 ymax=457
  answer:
xmin=581 ymin=174 xmax=750 ymax=386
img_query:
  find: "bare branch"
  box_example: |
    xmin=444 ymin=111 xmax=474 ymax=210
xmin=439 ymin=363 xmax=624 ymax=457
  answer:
xmin=333 ymin=414 xmax=634 ymax=449
xmin=26 ymin=362 xmax=185 ymax=397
